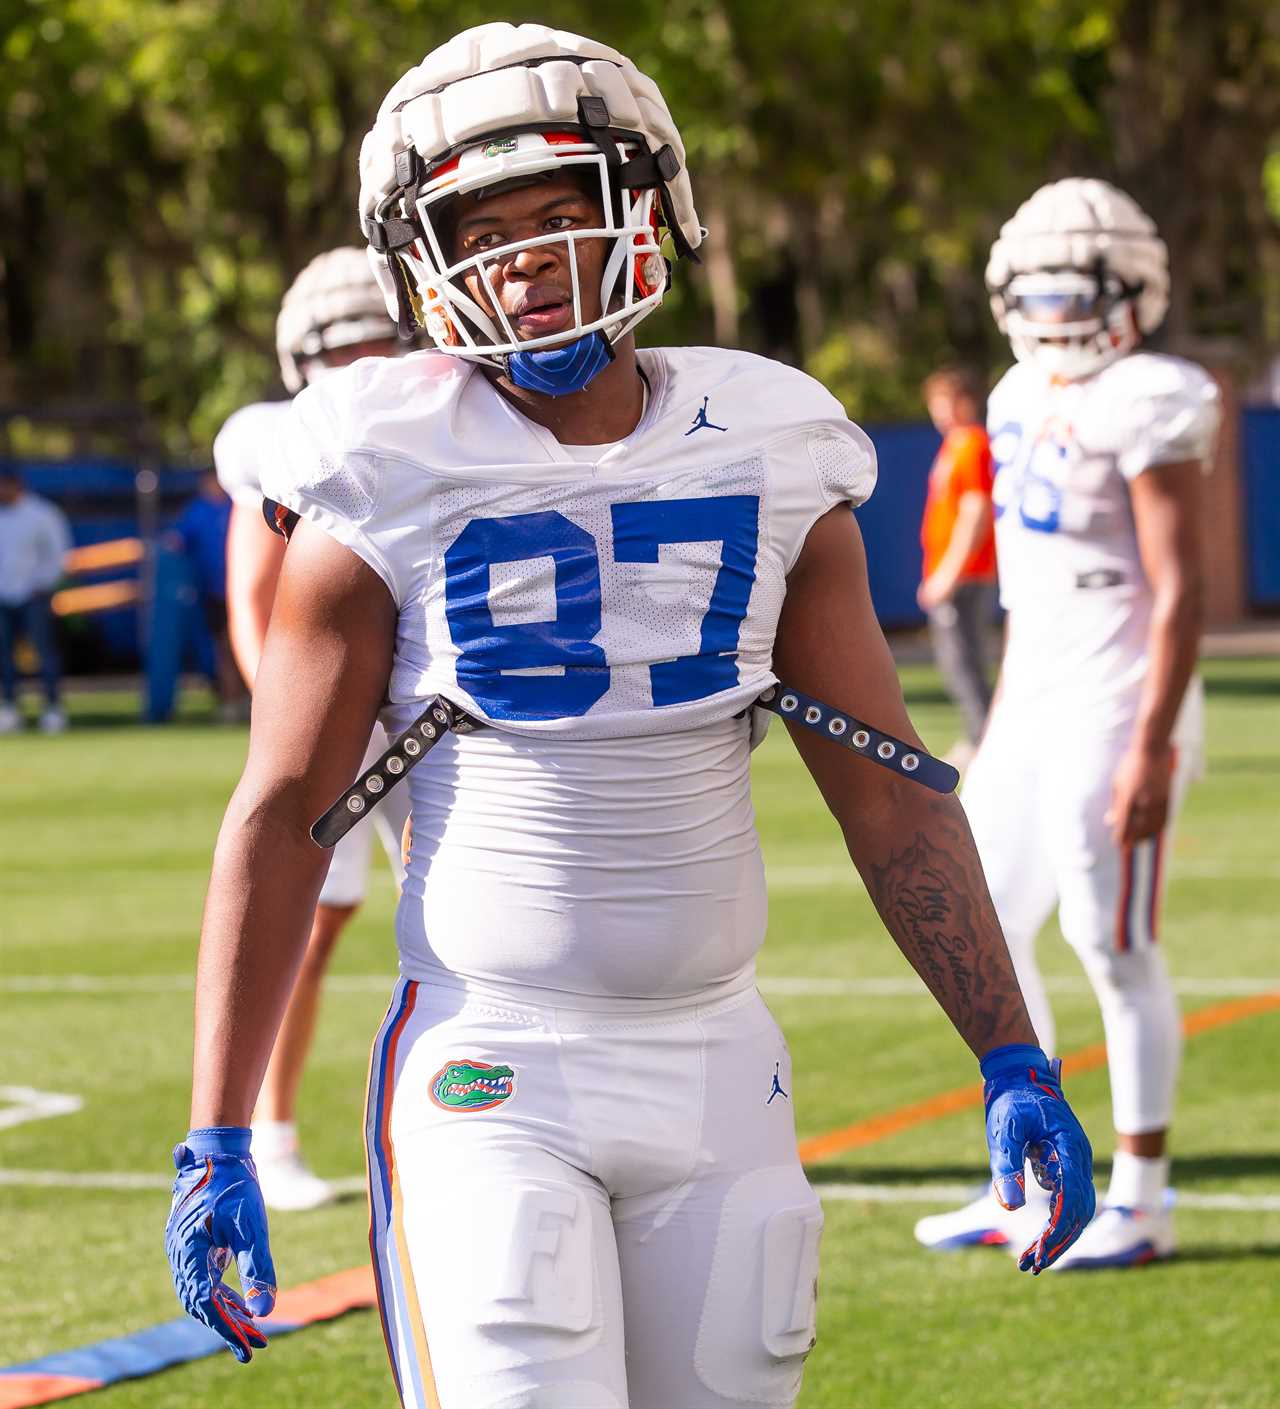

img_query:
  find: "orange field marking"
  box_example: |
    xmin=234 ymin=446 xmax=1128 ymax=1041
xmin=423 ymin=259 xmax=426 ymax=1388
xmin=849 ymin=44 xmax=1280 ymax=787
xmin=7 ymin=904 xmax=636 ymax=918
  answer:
xmin=797 ymin=990 xmax=1280 ymax=1165
xmin=0 ymin=1377 xmax=99 ymax=1409
xmin=269 ymin=1265 xmax=376 ymax=1324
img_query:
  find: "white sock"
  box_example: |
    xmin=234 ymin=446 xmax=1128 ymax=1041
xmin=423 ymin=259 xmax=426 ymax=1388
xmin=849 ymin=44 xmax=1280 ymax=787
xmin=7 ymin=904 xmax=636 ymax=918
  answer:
xmin=1107 ymin=1149 xmax=1169 ymax=1212
xmin=251 ymin=1119 xmax=298 ymax=1161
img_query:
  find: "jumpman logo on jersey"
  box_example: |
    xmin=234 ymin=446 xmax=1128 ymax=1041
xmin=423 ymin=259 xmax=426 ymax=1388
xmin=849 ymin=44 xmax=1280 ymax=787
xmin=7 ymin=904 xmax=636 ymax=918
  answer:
xmin=766 ymin=1062 xmax=789 ymax=1105
xmin=684 ymin=396 xmax=728 ymax=435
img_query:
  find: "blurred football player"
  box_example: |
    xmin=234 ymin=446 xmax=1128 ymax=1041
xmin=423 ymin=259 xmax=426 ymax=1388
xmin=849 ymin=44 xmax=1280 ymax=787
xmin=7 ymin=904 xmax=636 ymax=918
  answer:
xmin=914 ymin=179 xmax=1220 ymax=1268
xmin=917 ymin=365 xmax=998 ymax=765
xmin=167 ymin=26 xmax=1094 ymax=1402
xmin=211 ymin=248 xmax=411 ymax=1209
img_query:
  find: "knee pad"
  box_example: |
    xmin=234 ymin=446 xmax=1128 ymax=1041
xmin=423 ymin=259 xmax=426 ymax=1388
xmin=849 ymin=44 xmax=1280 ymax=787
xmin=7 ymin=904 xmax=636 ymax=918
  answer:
xmin=695 ymin=1167 xmax=824 ymax=1406
xmin=1078 ymin=944 xmax=1175 ymax=1003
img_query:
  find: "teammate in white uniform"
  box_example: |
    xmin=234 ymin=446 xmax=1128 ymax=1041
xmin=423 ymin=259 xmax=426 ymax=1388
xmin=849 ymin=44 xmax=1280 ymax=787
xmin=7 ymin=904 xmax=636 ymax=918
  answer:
xmin=212 ymin=249 xmax=412 ymax=1209
xmin=167 ymin=26 xmax=1096 ymax=1406
xmin=914 ymin=180 xmax=1220 ymax=1268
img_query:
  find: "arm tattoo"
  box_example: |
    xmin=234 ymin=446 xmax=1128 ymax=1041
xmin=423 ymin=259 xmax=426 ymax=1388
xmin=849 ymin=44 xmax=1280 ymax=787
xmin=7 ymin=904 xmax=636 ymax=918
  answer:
xmin=863 ymin=800 xmax=1031 ymax=1052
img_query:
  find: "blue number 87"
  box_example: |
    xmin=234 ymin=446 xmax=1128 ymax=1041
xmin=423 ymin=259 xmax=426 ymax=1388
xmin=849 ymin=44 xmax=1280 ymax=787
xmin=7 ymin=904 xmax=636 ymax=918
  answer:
xmin=443 ymin=495 xmax=760 ymax=721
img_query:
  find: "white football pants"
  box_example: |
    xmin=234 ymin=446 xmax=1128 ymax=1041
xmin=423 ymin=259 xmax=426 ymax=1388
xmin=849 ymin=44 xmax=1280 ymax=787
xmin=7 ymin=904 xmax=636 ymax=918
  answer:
xmin=963 ymin=698 xmax=1198 ymax=1134
xmin=364 ymin=979 xmax=823 ymax=1409
xmin=317 ymin=726 xmax=409 ymax=907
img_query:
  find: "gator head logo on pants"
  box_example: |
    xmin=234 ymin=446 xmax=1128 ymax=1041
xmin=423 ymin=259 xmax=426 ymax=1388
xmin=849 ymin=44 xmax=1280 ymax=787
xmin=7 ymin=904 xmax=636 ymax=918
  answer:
xmin=429 ymin=1059 xmax=516 ymax=1112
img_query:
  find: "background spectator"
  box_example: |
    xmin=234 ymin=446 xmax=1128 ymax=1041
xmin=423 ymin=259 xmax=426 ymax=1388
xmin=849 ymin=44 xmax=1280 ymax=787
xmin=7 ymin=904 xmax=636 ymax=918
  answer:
xmin=168 ymin=468 xmax=246 ymax=721
xmin=918 ymin=366 xmax=998 ymax=765
xmin=0 ymin=466 xmax=72 ymax=733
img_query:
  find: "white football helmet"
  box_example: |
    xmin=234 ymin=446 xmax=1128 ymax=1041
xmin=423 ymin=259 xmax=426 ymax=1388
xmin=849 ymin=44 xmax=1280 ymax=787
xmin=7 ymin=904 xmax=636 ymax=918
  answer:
xmin=986 ymin=179 xmax=1169 ymax=380
xmin=275 ymin=247 xmax=399 ymax=393
xmin=357 ymin=23 xmax=701 ymax=387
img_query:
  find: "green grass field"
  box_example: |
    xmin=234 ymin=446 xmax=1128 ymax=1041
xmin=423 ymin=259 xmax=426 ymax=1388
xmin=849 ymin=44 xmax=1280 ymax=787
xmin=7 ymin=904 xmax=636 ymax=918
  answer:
xmin=3 ymin=658 xmax=1278 ymax=1408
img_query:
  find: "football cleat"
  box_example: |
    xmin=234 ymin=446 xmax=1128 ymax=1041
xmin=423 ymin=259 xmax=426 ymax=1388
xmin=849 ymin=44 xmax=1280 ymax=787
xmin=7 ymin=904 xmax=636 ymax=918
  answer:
xmin=254 ymin=1148 xmax=337 ymax=1212
xmin=0 ymin=703 xmax=22 ymax=734
xmin=1049 ymin=1201 xmax=1175 ymax=1271
xmin=914 ymin=1182 xmax=1050 ymax=1252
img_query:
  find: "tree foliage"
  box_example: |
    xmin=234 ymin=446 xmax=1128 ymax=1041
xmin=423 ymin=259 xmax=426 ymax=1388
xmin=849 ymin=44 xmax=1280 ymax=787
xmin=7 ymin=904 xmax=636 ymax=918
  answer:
xmin=2 ymin=0 xmax=1278 ymax=452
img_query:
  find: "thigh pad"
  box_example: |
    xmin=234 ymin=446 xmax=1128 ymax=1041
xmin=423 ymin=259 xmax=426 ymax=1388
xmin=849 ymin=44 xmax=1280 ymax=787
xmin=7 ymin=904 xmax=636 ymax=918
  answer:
xmin=694 ymin=1166 xmax=825 ymax=1406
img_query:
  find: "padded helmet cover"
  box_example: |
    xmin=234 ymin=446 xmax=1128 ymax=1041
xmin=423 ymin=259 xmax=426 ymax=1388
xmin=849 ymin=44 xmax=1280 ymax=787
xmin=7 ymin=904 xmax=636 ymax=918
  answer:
xmin=275 ymin=247 xmax=396 ymax=393
xmin=358 ymin=23 xmax=701 ymax=343
xmin=986 ymin=178 xmax=1169 ymax=337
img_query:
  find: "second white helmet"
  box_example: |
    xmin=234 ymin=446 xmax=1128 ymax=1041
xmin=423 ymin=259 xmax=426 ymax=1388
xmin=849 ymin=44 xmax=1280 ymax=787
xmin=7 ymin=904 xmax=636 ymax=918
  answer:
xmin=276 ymin=247 xmax=398 ymax=393
xmin=986 ymin=179 xmax=1169 ymax=380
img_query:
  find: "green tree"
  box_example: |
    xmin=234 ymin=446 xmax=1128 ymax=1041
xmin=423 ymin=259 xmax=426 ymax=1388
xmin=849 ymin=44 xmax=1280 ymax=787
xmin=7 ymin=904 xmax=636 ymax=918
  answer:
xmin=2 ymin=0 xmax=1277 ymax=453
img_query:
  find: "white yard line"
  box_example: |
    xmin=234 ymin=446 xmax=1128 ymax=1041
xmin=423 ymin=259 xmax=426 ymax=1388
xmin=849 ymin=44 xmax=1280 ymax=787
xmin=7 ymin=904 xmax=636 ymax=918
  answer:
xmin=814 ymin=1182 xmax=1280 ymax=1213
xmin=0 ymin=1168 xmax=171 ymax=1190
xmin=1 ymin=1167 xmax=1275 ymax=1212
xmin=0 ymin=1086 xmax=83 ymax=1131
xmin=766 ymin=860 xmax=1280 ymax=888
xmin=4 ymin=974 xmax=1279 ymax=998
xmin=760 ymin=976 xmax=1280 ymax=997
xmin=0 ymin=1168 xmax=370 ymax=1194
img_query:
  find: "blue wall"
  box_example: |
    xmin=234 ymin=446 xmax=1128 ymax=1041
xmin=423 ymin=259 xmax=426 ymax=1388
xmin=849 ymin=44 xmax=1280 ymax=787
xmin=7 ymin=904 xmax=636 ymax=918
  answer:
xmin=1242 ymin=408 xmax=1280 ymax=610
xmin=857 ymin=422 xmax=939 ymax=629
xmin=9 ymin=411 xmax=1276 ymax=671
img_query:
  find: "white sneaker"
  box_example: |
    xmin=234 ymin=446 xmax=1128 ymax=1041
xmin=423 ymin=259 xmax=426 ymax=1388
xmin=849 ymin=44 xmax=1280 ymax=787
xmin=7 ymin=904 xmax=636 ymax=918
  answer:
xmin=254 ymin=1149 xmax=337 ymax=1212
xmin=914 ymin=1185 xmax=1049 ymax=1252
xmin=1050 ymin=1201 xmax=1175 ymax=1270
xmin=0 ymin=703 xmax=21 ymax=734
xmin=37 ymin=707 xmax=67 ymax=734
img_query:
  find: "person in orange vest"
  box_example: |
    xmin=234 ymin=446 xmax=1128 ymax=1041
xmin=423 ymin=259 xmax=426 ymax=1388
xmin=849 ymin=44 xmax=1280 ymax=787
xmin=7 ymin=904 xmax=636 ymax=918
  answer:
xmin=918 ymin=366 xmax=998 ymax=766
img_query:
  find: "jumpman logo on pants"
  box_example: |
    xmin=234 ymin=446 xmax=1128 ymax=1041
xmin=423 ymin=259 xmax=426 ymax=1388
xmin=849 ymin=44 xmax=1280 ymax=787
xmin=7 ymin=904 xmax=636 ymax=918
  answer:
xmin=766 ymin=1062 xmax=789 ymax=1105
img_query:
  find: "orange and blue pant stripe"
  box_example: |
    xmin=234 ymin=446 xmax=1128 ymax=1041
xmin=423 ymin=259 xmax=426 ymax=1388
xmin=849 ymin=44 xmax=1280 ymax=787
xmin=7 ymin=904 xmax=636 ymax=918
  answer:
xmin=364 ymin=978 xmax=440 ymax=1409
xmin=1115 ymin=830 xmax=1166 ymax=953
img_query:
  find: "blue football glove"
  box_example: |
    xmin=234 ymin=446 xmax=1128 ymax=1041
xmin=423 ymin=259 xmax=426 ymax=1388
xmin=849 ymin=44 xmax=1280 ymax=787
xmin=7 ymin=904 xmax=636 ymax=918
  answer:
xmin=981 ymin=1044 xmax=1096 ymax=1274
xmin=165 ymin=1127 xmax=277 ymax=1361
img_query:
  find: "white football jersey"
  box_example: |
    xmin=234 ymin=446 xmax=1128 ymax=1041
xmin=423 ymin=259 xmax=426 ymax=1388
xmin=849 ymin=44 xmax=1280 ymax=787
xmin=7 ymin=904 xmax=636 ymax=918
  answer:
xmin=212 ymin=401 xmax=293 ymax=507
xmin=988 ymin=351 xmax=1219 ymax=731
xmin=264 ymin=346 xmax=875 ymax=1002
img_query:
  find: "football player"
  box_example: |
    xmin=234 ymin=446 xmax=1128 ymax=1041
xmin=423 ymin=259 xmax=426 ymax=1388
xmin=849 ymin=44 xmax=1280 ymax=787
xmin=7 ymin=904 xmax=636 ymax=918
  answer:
xmin=211 ymin=248 xmax=411 ymax=1209
xmin=167 ymin=26 xmax=1094 ymax=1405
xmin=914 ymin=180 xmax=1220 ymax=1268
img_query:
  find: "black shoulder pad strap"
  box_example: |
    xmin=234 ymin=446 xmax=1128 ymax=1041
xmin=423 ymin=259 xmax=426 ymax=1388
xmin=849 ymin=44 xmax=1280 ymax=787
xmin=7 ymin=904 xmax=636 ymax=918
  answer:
xmin=756 ymin=684 xmax=959 ymax=795
xmin=311 ymin=696 xmax=481 ymax=848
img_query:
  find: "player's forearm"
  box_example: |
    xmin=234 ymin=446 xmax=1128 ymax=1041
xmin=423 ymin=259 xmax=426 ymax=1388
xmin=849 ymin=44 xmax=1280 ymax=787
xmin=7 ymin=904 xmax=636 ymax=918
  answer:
xmin=1131 ymin=578 xmax=1203 ymax=755
xmin=840 ymin=789 xmax=1036 ymax=1056
xmin=190 ymin=785 xmax=330 ymax=1126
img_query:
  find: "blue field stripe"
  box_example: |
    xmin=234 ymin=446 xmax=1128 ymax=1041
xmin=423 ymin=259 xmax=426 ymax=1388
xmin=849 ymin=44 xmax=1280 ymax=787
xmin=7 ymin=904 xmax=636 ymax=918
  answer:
xmin=0 ymin=1268 xmax=374 ymax=1405
xmin=0 ymin=1310 xmax=307 ymax=1396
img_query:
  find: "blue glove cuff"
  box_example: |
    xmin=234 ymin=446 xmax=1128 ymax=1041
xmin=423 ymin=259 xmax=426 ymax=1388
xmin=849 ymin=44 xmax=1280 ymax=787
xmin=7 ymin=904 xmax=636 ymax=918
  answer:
xmin=176 ymin=1126 xmax=252 ymax=1164
xmin=979 ymin=1043 xmax=1053 ymax=1083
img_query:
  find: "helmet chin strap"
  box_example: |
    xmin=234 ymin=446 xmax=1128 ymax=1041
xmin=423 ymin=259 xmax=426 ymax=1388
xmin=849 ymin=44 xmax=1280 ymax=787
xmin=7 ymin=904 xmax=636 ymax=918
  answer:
xmin=504 ymin=331 xmax=614 ymax=396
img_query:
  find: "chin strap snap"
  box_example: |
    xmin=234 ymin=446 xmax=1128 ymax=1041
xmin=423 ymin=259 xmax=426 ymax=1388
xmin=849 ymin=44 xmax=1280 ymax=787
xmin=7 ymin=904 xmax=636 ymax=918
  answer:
xmin=504 ymin=331 xmax=614 ymax=396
